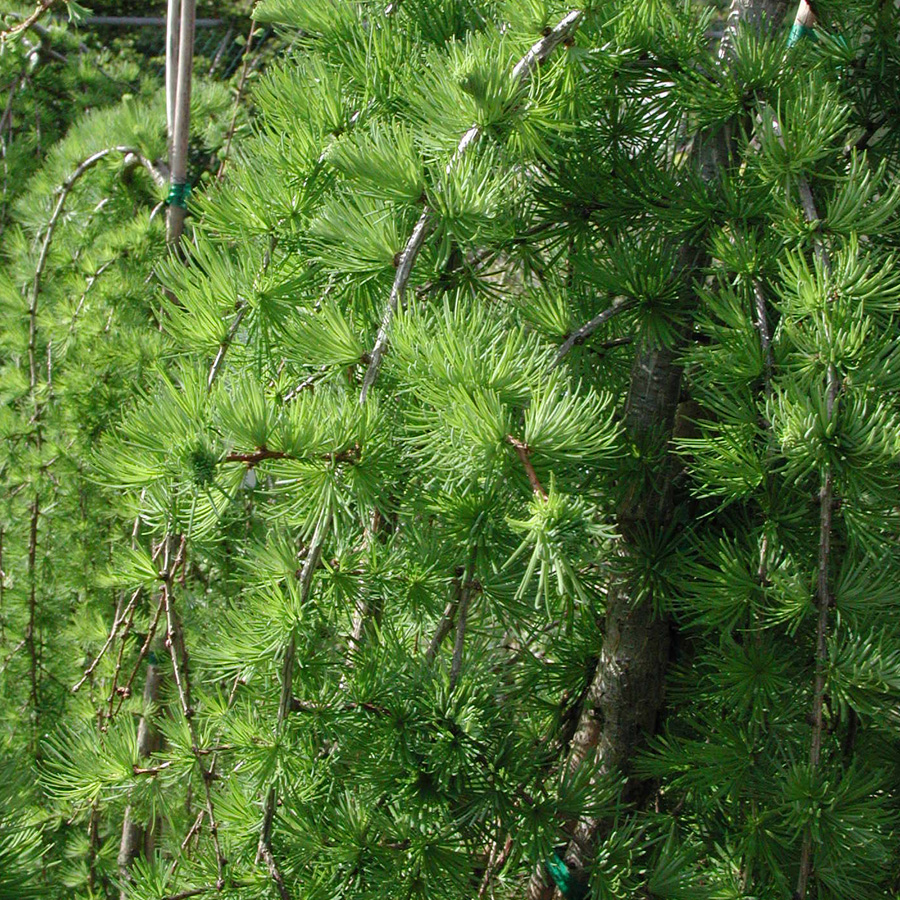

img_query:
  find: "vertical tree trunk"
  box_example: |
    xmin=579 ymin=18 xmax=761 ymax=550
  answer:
xmin=528 ymin=4 xmax=792 ymax=896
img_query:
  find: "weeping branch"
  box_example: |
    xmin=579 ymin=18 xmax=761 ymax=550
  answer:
xmin=216 ymin=21 xmax=260 ymax=181
xmin=29 ymin=146 xmax=167 ymax=386
xmin=207 ymin=235 xmax=275 ymax=389
xmin=359 ymin=8 xmax=584 ymax=402
xmin=0 ymin=0 xmax=59 ymax=44
xmin=72 ymin=588 xmax=141 ymax=693
xmin=257 ymin=518 xmax=326 ymax=898
xmin=792 ymin=22 xmax=839 ymax=895
xmin=506 ymin=436 xmax=548 ymax=500
xmin=162 ymin=536 xmax=227 ymax=891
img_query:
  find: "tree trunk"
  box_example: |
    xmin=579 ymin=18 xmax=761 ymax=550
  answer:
xmin=527 ymin=3 xmax=793 ymax=896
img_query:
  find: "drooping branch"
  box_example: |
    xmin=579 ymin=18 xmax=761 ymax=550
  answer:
xmin=162 ymin=536 xmax=227 ymax=891
xmin=207 ymin=235 xmax=276 ymax=389
xmin=358 ymin=9 xmax=585 ymax=402
xmin=216 ymin=20 xmax=260 ymax=182
xmin=28 ymin=146 xmax=167 ymax=387
xmin=450 ymin=550 xmax=479 ymax=690
xmin=791 ymin=12 xmax=840 ymax=892
xmin=257 ymin=517 xmax=326 ymax=898
xmin=72 ymin=587 xmax=142 ymax=693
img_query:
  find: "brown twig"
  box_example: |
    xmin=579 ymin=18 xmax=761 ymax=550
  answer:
xmin=114 ymin=596 xmax=166 ymax=718
xmin=257 ymin=518 xmax=326 ymax=898
xmin=506 ymin=436 xmax=548 ymax=500
xmin=224 ymin=443 xmax=361 ymax=467
xmin=216 ymin=21 xmax=258 ymax=182
xmin=28 ymin=146 xmax=166 ymax=387
xmin=426 ymin=599 xmax=458 ymax=663
xmin=477 ymin=834 xmax=514 ymax=899
xmin=161 ymin=536 xmax=227 ymax=891
xmin=207 ymin=235 xmax=275 ymax=389
xmin=789 ymin=9 xmax=840 ymax=892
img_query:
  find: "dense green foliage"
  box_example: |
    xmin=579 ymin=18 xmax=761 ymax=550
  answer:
xmin=2 ymin=0 xmax=900 ymax=898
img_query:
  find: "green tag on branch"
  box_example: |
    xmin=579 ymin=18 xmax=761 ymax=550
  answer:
xmin=545 ymin=851 xmax=588 ymax=900
xmin=788 ymin=22 xmax=817 ymax=47
xmin=166 ymin=181 xmax=191 ymax=209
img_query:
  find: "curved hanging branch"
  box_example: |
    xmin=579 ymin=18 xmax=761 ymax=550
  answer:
xmin=358 ymin=9 xmax=585 ymax=403
xmin=28 ymin=145 xmax=168 ymax=386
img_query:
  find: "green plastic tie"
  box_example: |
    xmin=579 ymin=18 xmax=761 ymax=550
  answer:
xmin=788 ymin=22 xmax=817 ymax=47
xmin=544 ymin=850 xmax=588 ymax=900
xmin=166 ymin=181 xmax=191 ymax=209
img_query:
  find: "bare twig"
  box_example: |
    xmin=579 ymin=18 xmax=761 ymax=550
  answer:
xmin=450 ymin=576 xmax=473 ymax=690
xmin=162 ymin=536 xmax=226 ymax=891
xmin=72 ymin=587 xmax=141 ymax=693
xmin=114 ymin=596 xmax=165 ymax=718
xmin=426 ymin=600 xmax=458 ymax=663
xmin=207 ymin=235 xmax=275 ymax=390
xmin=554 ymin=297 xmax=636 ymax=363
xmin=506 ymin=436 xmax=548 ymax=500
xmin=28 ymin=146 xmax=167 ymax=387
xmin=796 ymin=198 xmax=839 ymax=900
xmin=216 ymin=21 xmax=258 ymax=181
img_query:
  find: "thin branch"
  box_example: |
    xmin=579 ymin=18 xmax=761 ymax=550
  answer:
xmin=257 ymin=518 xmax=326 ymax=898
xmin=506 ymin=436 xmax=548 ymax=500
xmin=359 ymin=8 xmax=584 ymax=402
xmin=216 ymin=21 xmax=258 ymax=181
xmin=426 ymin=600 xmax=457 ymax=663
xmin=207 ymin=235 xmax=275 ymax=390
xmin=0 ymin=638 xmax=26 ymax=675
xmin=114 ymin=595 xmax=165 ymax=718
xmin=0 ymin=0 xmax=59 ymax=44
xmin=72 ymin=587 xmax=141 ymax=693
xmin=554 ymin=297 xmax=637 ymax=363
xmin=159 ymin=888 xmax=219 ymax=900
xmin=478 ymin=834 xmax=514 ymax=899
xmin=284 ymin=365 xmax=328 ymax=402
xmin=162 ymin=536 xmax=226 ymax=891
xmin=450 ymin=578 xmax=473 ymax=691
xmin=28 ymin=146 xmax=167 ymax=387
xmin=790 ymin=8 xmax=839 ymax=891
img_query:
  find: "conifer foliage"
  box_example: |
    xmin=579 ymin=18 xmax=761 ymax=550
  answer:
xmin=3 ymin=0 xmax=900 ymax=899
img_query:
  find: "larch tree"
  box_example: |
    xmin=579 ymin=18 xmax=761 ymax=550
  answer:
xmin=2 ymin=0 xmax=900 ymax=899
